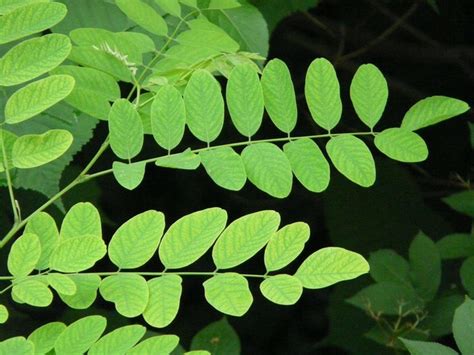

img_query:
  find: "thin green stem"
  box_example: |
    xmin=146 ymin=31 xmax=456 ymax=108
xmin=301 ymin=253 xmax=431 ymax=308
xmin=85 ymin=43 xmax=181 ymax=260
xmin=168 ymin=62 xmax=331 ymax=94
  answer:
xmin=85 ymin=131 xmax=377 ymax=181
xmin=0 ymin=128 xmax=20 ymax=224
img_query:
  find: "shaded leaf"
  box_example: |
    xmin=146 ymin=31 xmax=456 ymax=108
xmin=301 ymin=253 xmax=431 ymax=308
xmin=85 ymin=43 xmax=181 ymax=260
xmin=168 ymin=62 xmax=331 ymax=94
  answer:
xmin=453 ymin=298 xmax=474 ymax=354
xmin=400 ymin=338 xmax=458 ymax=355
xmin=191 ymin=318 xmax=240 ymax=355
xmin=442 ymin=190 xmax=474 ymax=218
xmin=436 ymin=233 xmax=474 ymax=259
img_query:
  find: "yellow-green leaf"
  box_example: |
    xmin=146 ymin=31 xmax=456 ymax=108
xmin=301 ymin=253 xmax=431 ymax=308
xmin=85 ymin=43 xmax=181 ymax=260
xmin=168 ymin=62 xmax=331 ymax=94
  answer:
xmin=12 ymin=279 xmax=53 ymax=307
xmin=260 ymin=275 xmax=303 ymax=305
xmin=143 ymin=275 xmax=182 ymax=328
xmin=60 ymin=202 xmax=102 ymax=239
xmin=374 ymin=128 xmax=428 ymax=163
xmin=7 ymin=233 xmax=41 ymax=277
xmin=25 ymin=212 xmax=59 ymax=270
xmin=115 ymin=0 xmax=168 ymax=36
xmin=200 ymin=147 xmax=247 ymax=191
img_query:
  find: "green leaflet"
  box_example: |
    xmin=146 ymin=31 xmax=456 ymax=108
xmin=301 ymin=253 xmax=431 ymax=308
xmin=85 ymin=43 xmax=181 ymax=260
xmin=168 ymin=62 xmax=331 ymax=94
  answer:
xmin=127 ymin=335 xmax=179 ymax=355
xmin=347 ymin=281 xmax=423 ymax=316
xmin=374 ymin=128 xmax=428 ymax=163
xmin=115 ymin=0 xmax=168 ymax=36
xmin=350 ymin=64 xmax=388 ymax=129
xmin=156 ymin=0 xmax=181 ymax=16
xmin=0 ymin=304 xmax=8 ymax=324
xmin=151 ymin=85 xmax=186 ymax=151
xmin=409 ymin=233 xmax=441 ymax=301
xmin=421 ymin=295 xmax=464 ymax=338
xmin=155 ymin=148 xmax=201 ymax=170
xmin=7 ymin=233 xmax=41 ymax=278
xmin=191 ymin=318 xmax=240 ymax=355
xmin=0 ymin=337 xmax=34 ymax=354
xmin=399 ymin=338 xmax=458 ymax=355
xmin=143 ymin=275 xmax=182 ymax=328
xmin=200 ymin=147 xmax=247 ymax=191
xmin=264 ymin=222 xmax=310 ymax=272
xmin=60 ymin=202 xmax=101 ymax=239
xmin=295 ymin=247 xmax=370 ymax=289
xmin=368 ymin=249 xmax=411 ymax=286
xmin=453 ymin=298 xmax=474 ymax=354
xmin=203 ymin=273 xmax=253 ymax=316
xmin=0 ymin=0 xmax=50 ymax=15
xmin=109 ymin=99 xmax=144 ymax=160
xmin=283 ymin=138 xmax=330 ymax=193
xmin=27 ymin=322 xmax=66 ymax=354
xmin=241 ymin=142 xmax=293 ymax=198
xmin=5 ymin=75 xmax=75 ymax=124
xmin=437 ymin=233 xmax=474 ymax=259
xmin=49 ymin=235 xmax=107 ymax=272
xmin=326 ymin=135 xmax=376 ymax=187
xmin=461 ymin=257 xmax=474 ymax=297
xmin=0 ymin=129 xmax=17 ymax=172
xmin=207 ymin=4 xmax=269 ymax=57
xmin=443 ymin=190 xmax=474 ymax=218
xmin=108 ymin=210 xmax=165 ymax=269
xmin=54 ymin=315 xmax=107 ymax=355
xmin=184 ymin=70 xmax=225 ymax=144
xmin=47 ymin=273 xmax=77 ymax=296
xmin=99 ymin=274 xmax=149 ymax=318
xmin=159 ymin=208 xmax=228 ymax=269
xmin=0 ymin=34 xmax=71 ymax=86
xmin=12 ymin=279 xmax=53 ymax=307
xmin=208 ymin=0 xmax=241 ymax=9
xmin=25 ymin=212 xmax=59 ymax=270
xmin=88 ymin=325 xmax=146 ymax=355
xmin=212 ymin=210 xmax=280 ymax=269
xmin=261 ymin=59 xmax=297 ymax=133
xmin=68 ymin=47 xmax=132 ymax=83
xmin=260 ymin=275 xmax=303 ymax=305
xmin=401 ymin=96 xmax=470 ymax=131
xmin=226 ymin=63 xmax=264 ymax=137
xmin=52 ymin=65 xmax=120 ymax=120
xmin=58 ymin=274 xmax=101 ymax=309
xmin=112 ymin=161 xmax=146 ymax=190
xmin=305 ymin=58 xmax=342 ymax=131
xmin=0 ymin=2 xmax=67 ymax=44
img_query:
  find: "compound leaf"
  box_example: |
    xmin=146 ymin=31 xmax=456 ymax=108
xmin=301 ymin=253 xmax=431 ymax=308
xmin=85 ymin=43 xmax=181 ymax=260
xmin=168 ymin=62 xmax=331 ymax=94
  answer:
xmin=203 ymin=273 xmax=253 ymax=317
xmin=7 ymin=233 xmax=41 ymax=278
xmin=261 ymin=58 xmax=297 ymax=133
xmin=374 ymin=128 xmax=428 ymax=163
xmin=264 ymin=222 xmax=310 ymax=272
xmin=108 ymin=210 xmax=165 ymax=269
xmin=241 ymin=143 xmax=293 ymax=198
xmin=5 ymin=75 xmax=75 ymax=124
xmin=200 ymin=147 xmax=247 ymax=191
xmin=305 ymin=58 xmax=342 ymax=131
xmin=0 ymin=34 xmax=71 ymax=86
xmin=295 ymin=247 xmax=369 ymax=289
xmin=143 ymin=275 xmax=182 ymax=328
xmin=226 ymin=63 xmax=264 ymax=137
xmin=213 ymin=210 xmax=280 ymax=269
xmin=54 ymin=315 xmax=107 ymax=355
xmin=350 ymin=63 xmax=388 ymax=129
xmin=326 ymin=134 xmax=376 ymax=187
xmin=12 ymin=129 xmax=73 ymax=169
xmin=159 ymin=208 xmax=227 ymax=269
xmin=184 ymin=70 xmax=224 ymax=144
xmin=99 ymin=274 xmax=149 ymax=318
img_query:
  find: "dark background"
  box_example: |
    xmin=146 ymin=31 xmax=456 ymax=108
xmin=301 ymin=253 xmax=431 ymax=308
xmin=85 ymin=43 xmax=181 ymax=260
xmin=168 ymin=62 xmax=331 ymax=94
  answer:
xmin=1 ymin=0 xmax=473 ymax=354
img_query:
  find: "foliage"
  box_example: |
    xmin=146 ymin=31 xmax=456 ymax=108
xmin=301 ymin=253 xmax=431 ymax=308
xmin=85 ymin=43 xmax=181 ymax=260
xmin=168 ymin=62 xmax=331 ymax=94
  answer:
xmin=0 ymin=0 xmax=471 ymax=353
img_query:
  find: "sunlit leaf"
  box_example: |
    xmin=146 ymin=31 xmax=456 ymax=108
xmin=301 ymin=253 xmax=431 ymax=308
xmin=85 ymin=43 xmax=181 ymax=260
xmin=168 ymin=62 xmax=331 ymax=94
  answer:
xmin=127 ymin=335 xmax=179 ymax=355
xmin=47 ymin=273 xmax=77 ymax=296
xmin=155 ymin=148 xmax=201 ymax=170
xmin=115 ymin=0 xmax=168 ymax=36
xmin=112 ymin=161 xmax=146 ymax=190
xmin=60 ymin=202 xmax=102 ymax=239
xmin=200 ymin=147 xmax=247 ymax=191
xmin=27 ymin=322 xmax=66 ymax=354
xmin=143 ymin=275 xmax=182 ymax=328
xmin=25 ymin=212 xmax=59 ymax=270
xmin=374 ymin=128 xmax=428 ymax=163
xmin=7 ymin=233 xmax=41 ymax=278
xmin=89 ymin=325 xmax=146 ymax=355
xmin=58 ymin=274 xmax=101 ymax=310
xmin=12 ymin=279 xmax=53 ymax=307
xmin=0 ymin=337 xmax=34 ymax=355
xmin=260 ymin=275 xmax=303 ymax=305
